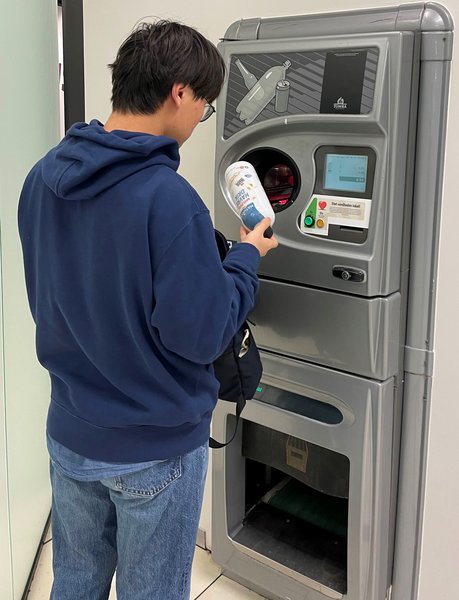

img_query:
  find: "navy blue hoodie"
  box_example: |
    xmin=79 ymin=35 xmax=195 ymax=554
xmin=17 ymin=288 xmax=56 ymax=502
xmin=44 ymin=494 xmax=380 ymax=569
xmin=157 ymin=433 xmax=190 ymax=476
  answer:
xmin=18 ymin=120 xmax=260 ymax=461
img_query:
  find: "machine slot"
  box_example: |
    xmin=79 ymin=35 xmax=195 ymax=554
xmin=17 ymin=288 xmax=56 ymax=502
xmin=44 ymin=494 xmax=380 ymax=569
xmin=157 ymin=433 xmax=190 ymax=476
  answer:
xmin=339 ymin=226 xmax=364 ymax=233
xmin=254 ymin=384 xmax=343 ymax=424
xmin=327 ymin=224 xmax=368 ymax=243
xmin=239 ymin=147 xmax=301 ymax=213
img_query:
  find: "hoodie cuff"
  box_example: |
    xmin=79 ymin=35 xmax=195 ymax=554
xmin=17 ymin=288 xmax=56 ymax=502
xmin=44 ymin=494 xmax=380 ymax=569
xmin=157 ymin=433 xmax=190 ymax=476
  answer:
xmin=226 ymin=241 xmax=261 ymax=271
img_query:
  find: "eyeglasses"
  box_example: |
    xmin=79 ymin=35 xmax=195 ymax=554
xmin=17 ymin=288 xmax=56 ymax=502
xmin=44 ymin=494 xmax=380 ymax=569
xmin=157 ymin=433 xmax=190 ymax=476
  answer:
xmin=200 ymin=103 xmax=216 ymax=123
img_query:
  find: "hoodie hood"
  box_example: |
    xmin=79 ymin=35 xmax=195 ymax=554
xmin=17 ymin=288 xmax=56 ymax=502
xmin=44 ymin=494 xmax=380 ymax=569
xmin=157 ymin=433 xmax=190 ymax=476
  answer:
xmin=41 ymin=119 xmax=180 ymax=201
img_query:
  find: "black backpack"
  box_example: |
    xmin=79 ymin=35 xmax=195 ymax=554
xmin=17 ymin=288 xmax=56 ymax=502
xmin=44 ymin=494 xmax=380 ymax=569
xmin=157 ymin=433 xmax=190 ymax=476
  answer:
xmin=209 ymin=230 xmax=262 ymax=449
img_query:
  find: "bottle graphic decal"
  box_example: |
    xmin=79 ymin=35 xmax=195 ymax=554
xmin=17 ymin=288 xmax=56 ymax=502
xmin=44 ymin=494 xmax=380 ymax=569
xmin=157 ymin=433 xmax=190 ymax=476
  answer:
xmin=235 ymin=59 xmax=258 ymax=90
xmin=236 ymin=60 xmax=291 ymax=125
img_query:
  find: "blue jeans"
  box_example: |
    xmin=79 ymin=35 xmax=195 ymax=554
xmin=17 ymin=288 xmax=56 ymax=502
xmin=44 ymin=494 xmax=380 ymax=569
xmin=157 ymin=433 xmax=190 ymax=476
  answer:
xmin=49 ymin=443 xmax=208 ymax=600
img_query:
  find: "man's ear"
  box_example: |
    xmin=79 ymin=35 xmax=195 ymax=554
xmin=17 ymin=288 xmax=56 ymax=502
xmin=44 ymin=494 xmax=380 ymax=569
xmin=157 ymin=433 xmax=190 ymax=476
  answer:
xmin=170 ymin=83 xmax=186 ymax=107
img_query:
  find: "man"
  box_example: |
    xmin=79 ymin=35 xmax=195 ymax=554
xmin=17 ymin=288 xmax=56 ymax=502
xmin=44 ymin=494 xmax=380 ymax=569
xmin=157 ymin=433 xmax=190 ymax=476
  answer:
xmin=18 ymin=19 xmax=277 ymax=600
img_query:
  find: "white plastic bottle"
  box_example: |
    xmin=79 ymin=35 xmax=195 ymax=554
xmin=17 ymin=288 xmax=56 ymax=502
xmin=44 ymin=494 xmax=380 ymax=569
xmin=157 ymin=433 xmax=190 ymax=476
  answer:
xmin=236 ymin=60 xmax=291 ymax=125
xmin=224 ymin=162 xmax=275 ymax=237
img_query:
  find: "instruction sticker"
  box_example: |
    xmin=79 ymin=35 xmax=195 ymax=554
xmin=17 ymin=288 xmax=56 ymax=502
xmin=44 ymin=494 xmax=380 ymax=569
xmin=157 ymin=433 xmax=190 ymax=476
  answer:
xmin=299 ymin=194 xmax=372 ymax=236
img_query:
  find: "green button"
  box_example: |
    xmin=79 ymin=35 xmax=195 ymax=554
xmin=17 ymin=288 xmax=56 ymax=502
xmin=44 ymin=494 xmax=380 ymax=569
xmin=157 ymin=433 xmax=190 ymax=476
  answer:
xmin=256 ymin=386 xmax=263 ymax=393
xmin=304 ymin=215 xmax=315 ymax=227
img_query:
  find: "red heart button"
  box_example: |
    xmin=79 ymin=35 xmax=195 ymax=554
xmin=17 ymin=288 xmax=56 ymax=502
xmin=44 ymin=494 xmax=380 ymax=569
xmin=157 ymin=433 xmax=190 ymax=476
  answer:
xmin=319 ymin=201 xmax=327 ymax=209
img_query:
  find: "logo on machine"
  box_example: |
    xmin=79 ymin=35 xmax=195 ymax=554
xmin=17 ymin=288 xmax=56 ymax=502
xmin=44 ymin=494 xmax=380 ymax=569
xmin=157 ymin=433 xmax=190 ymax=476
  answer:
xmin=333 ymin=97 xmax=347 ymax=110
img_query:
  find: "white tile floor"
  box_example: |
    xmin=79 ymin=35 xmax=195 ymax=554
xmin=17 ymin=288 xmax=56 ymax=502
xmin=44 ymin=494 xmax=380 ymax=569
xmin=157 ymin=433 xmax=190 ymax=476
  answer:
xmin=26 ymin=528 xmax=267 ymax=600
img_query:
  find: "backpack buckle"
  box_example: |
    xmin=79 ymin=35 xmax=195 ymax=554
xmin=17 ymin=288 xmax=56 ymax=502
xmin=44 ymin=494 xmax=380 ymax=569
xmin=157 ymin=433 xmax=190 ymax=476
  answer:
xmin=239 ymin=328 xmax=251 ymax=358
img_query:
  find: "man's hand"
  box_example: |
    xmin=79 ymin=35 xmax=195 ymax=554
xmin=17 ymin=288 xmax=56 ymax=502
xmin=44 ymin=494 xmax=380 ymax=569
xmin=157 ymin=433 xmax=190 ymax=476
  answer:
xmin=240 ymin=218 xmax=279 ymax=257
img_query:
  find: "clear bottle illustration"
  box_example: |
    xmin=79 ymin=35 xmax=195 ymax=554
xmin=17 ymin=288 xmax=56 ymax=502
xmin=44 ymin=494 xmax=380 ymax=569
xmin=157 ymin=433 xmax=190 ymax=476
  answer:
xmin=235 ymin=59 xmax=258 ymax=90
xmin=236 ymin=60 xmax=291 ymax=125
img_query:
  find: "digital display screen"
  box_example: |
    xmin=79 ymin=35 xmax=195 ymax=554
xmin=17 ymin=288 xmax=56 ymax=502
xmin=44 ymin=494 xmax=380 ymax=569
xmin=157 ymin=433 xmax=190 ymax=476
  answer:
xmin=324 ymin=154 xmax=368 ymax=193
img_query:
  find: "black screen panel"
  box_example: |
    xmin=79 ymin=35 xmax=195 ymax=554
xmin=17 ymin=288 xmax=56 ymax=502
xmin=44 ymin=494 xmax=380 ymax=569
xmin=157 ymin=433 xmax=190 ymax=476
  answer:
xmin=320 ymin=51 xmax=367 ymax=114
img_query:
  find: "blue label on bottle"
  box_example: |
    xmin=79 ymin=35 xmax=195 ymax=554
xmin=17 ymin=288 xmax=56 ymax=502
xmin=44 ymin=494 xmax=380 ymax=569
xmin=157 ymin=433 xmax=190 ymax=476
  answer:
xmin=241 ymin=203 xmax=264 ymax=230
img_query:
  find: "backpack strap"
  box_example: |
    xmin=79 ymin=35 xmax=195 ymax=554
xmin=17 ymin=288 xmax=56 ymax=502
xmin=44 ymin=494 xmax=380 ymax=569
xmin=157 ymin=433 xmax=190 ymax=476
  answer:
xmin=210 ymin=229 xmax=247 ymax=449
xmin=209 ymin=393 xmax=246 ymax=449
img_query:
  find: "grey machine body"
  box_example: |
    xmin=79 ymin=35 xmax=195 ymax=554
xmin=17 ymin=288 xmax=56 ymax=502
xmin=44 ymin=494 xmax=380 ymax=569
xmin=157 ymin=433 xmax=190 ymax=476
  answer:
xmin=212 ymin=3 xmax=453 ymax=600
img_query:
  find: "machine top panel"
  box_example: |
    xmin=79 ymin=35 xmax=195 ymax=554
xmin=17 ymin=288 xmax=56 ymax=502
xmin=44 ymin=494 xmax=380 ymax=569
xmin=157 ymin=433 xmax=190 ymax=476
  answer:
xmin=223 ymin=4 xmax=453 ymax=41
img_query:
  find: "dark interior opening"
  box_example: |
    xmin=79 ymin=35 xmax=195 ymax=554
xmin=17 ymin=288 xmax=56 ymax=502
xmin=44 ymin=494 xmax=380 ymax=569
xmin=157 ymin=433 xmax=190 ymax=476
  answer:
xmin=231 ymin=421 xmax=349 ymax=594
xmin=240 ymin=148 xmax=301 ymax=213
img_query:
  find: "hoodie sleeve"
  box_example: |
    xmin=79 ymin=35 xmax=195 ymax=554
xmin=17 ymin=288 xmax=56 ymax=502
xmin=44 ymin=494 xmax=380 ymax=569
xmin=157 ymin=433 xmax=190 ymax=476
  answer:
xmin=150 ymin=211 xmax=260 ymax=364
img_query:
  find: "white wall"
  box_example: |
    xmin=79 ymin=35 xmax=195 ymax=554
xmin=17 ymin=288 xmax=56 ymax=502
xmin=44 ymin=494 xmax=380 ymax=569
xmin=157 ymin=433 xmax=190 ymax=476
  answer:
xmin=82 ymin=0 xmax=459 ymax=595
xmin=0 ymin=0 xmax=60 ymax=598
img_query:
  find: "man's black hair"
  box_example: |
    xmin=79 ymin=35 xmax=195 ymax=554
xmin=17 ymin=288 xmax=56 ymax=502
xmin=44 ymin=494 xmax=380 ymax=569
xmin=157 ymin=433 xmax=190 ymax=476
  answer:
xmin=108 ymin=21 xmax=226 ymax=114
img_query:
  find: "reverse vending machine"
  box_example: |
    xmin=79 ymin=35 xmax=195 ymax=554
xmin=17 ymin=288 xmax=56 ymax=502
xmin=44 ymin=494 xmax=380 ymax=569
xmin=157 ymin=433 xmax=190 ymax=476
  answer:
xmin=212 ymin=4 xmax=453 ymax=600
